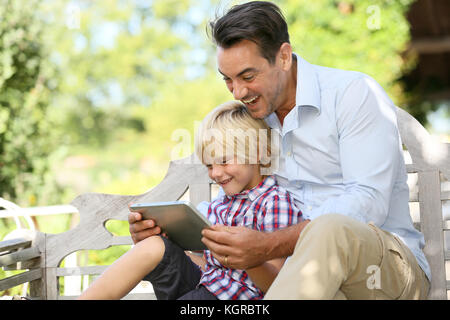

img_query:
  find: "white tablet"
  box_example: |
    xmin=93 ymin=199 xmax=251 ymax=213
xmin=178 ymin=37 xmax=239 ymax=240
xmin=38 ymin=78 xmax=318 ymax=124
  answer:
xmin=129 ymin=201 xmax=212 ymax=251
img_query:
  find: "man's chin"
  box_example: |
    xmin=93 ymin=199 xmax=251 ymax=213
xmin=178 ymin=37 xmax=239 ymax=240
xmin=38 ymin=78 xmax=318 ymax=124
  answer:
xmin=249 ymin=109 xmax=270 ymax=120
xmin=246 ymin=105 xmax=268 ymax=119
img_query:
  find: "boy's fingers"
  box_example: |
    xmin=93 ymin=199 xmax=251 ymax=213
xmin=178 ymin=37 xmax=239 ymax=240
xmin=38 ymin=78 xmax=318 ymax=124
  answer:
xmin=128 ymin=211 xmax=142 ymax=224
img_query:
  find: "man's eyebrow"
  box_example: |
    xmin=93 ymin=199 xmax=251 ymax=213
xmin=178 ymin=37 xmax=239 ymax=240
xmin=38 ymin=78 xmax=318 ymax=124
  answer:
xmin=218 ymin=67 xmax=258 ymax=78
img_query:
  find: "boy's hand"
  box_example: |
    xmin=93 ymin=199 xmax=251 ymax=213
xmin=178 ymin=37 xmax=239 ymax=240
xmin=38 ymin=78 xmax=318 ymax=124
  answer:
xmin=201 ymin=225 xmax=269 ymax=270
xmin=128 ymin=210 xmax=164 ymax=244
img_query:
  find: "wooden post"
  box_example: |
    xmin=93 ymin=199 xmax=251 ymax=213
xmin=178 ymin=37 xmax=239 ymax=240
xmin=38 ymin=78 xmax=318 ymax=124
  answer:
xmin=418 ymin=170 xmax=446 ymax=299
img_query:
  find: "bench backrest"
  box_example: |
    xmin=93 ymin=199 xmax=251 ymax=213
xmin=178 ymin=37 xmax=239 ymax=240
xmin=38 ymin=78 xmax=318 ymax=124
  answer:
xmin=1 ymin=107 xmax=448 ymax=300
xmin=396 ymin=107 xmax=449 ymax=299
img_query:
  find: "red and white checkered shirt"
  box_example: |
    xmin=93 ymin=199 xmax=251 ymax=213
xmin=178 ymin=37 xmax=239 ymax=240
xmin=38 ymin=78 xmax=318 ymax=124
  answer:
xmin=199 ymin=175 xmax=303 ymax=300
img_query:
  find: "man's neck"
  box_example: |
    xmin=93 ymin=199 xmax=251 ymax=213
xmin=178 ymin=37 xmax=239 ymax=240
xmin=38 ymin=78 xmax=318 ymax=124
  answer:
xmin=275 ymin=55 xmax=297 ymax=126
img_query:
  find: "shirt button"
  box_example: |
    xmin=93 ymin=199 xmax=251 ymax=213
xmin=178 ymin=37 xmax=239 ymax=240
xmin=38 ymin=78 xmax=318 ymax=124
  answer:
xmin=287 ymin=152 xmax=292 ymax=157
xmin=307 ymin=206 xmax=312 ymax=210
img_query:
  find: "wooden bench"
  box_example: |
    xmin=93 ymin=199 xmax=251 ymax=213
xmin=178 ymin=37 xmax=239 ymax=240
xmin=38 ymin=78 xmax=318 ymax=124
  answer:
xmin=1 ymin=107 xmax=449 ymax=300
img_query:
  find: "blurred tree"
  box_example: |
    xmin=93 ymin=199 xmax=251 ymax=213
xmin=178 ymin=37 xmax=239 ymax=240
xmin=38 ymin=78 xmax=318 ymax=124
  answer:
xmin=280 ymin=0 xmax=416 ymax=112
xmin=0 ymin=0 xmax=64 ymax=206
xmin=46 ymin=0 xmax=197 ymax=147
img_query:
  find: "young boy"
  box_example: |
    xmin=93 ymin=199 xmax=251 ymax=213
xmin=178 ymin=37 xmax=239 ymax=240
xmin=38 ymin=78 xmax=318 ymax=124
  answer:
xmin=78 ymin=101 xmax=302 ymax=300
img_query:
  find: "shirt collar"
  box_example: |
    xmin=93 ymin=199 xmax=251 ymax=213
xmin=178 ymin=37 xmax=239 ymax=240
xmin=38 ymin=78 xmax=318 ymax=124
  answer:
xmin=264 ymin=54 xmax=321 ymax=130
xmin=294 ymin=53 xmax=321 ymax=112
xmin=225 ymin=175 xmax=277 ymax=202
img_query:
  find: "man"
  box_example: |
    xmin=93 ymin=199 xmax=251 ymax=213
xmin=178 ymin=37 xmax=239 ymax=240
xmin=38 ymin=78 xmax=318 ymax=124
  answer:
xmin=129 ymin=1 xmax=430 ymax=299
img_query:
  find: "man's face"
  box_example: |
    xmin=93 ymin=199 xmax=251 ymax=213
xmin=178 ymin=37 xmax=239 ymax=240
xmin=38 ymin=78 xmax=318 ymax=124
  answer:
xmin=217 ymin=40 xmax=284 ymax=119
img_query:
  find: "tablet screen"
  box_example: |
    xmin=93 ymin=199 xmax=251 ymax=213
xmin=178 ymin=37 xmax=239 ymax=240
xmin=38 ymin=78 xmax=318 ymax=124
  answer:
xmin=130 ymin=201 xmax=211 ymax=250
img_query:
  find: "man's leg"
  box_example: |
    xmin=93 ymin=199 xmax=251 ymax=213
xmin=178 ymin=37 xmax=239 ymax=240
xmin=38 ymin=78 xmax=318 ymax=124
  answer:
xmin=264 ymin=214 xmax=429 ymax=300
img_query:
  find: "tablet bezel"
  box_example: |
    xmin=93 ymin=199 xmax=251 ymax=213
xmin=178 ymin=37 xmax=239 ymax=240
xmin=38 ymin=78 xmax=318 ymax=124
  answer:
xmin=129 ymin=201 xmax=211 ymax=251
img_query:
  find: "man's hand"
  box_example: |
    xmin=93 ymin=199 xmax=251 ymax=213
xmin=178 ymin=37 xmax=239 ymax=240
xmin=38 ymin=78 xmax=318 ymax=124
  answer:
xmin=201 ymin=225 xmax=270 ymax=270
xmin=128 ymin=210 xmax=164 ymax=245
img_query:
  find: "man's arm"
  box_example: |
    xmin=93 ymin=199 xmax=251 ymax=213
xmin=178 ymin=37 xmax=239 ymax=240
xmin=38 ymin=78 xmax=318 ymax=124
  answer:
xmin=245 ymin=258 xmax=286 ymax=293
xmin=201 ymin=220 xmax=310 ymax=270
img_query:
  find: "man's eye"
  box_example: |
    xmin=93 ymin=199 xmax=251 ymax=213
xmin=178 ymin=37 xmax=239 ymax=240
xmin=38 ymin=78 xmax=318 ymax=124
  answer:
xmin=243 ymin=75 xmax=254 ymax=81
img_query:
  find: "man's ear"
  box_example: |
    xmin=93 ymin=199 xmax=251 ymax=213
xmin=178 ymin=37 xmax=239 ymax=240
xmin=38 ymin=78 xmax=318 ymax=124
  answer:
xmin=278 ymin=42 xmax=293 ymax=71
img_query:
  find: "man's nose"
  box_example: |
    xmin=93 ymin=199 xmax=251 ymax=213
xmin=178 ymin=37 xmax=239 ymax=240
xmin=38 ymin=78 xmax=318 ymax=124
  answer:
xmin=232 ymin=82 xmax=248 ymax=100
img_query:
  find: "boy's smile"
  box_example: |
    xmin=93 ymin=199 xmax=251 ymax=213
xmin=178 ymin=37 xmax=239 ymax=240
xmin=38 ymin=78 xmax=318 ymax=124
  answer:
xmin=207 ymin=159 xmax=262 ymax=196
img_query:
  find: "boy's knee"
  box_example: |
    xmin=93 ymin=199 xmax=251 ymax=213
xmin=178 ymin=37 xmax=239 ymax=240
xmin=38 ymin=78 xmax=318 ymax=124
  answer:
xmin=136 ymin=235 xmax=165 ymax=262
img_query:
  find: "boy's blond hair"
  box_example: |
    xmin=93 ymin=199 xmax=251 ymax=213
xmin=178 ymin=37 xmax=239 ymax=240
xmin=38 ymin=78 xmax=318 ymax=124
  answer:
xmin=195 ymin=101 xmax=272 ymax=169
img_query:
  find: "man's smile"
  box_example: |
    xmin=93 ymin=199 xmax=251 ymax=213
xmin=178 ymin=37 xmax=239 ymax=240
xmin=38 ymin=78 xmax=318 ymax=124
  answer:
xmin=242 ymin=95 xmax=260 ymax=105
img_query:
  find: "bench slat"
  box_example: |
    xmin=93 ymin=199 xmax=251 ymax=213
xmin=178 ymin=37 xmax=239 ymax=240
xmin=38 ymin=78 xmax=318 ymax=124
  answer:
xmin=56 ymin=265 xmax=108 ymax=277
xmin=441 ymin=191 xmax=450 ymax=201
xmin=0 ymin=269 xmax=42 ymax=291
xmin=0 ymin=238 xmax=31 ymax=253
xmin=121 ymin=292 xmax=156 ymax=300
xmin=0 ymin=247 xmax=41 ymax=267
xmin=110 ymin=236 xmax=133 ymax=246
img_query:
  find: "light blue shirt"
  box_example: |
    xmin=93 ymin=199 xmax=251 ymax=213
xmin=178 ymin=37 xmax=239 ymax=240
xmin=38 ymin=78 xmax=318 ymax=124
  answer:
xmin=264 ymin=54 xmax=430 ymax=280
xmin=198 ymin=53 xmax=430 ymax=281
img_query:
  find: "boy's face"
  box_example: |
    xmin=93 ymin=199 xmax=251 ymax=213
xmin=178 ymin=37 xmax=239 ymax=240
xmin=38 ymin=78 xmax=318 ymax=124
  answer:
xmin=216 ymin=40 xmax=285 ymax=120
xmin=206 ymin=157 xmax=262 ymax=196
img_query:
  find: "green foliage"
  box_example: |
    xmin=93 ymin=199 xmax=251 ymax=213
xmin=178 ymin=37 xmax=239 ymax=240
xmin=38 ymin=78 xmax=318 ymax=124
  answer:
xmin=281 ymin=0 xmax=415 ymax=106
xmin=0 ymin=0 xmax=64 ymax=206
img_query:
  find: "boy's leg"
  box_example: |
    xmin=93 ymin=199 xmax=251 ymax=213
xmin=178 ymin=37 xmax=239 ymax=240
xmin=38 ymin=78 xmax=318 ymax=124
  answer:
xmin=78 ymin=235 xmax=165 ymax=299
xmin=264 ymin=214 xmax=430 ymax=300
xmin=144 ymin=236 xmax=204 ymax=300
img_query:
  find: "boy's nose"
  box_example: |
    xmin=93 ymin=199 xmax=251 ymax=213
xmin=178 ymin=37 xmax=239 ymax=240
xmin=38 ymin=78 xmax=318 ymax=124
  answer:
xmin=210 ymin=164 xmax=224 ymax=180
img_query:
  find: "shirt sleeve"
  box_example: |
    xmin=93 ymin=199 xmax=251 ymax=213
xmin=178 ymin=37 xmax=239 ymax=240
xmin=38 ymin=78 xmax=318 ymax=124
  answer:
xmin=259 ymin=193 xmax=303 ymax=232
xmin=307 ymin=76 xmax=402 ymax=226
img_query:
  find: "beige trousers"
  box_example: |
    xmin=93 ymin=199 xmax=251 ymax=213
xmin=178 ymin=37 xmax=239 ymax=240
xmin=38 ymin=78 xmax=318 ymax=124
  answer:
xmin=265 ymin=214 xmax=430 ymax=300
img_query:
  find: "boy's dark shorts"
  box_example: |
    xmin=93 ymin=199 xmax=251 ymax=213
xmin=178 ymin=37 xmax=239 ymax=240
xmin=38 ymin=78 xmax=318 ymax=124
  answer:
xmin=143 ymin=236 xmax=217 ymax=300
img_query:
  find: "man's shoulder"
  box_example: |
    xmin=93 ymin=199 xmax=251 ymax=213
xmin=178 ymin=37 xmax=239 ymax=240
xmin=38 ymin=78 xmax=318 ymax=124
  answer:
xmin=312 ymin=63 xmax=371 ymax=92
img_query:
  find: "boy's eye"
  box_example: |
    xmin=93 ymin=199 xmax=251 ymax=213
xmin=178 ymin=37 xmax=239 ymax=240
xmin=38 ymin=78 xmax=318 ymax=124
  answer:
xmin=223 ymin=158 xmax=234 ymax=165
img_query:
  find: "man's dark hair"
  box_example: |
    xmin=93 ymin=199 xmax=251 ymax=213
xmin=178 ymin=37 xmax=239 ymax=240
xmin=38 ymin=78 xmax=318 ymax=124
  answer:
xmin=208 ymin=1 xmax=290 ymax=64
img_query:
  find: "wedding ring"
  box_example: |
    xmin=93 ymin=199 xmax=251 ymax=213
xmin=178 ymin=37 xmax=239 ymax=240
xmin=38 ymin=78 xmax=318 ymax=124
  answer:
xmin=224 ymin=255 xmax=228 ymax=266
